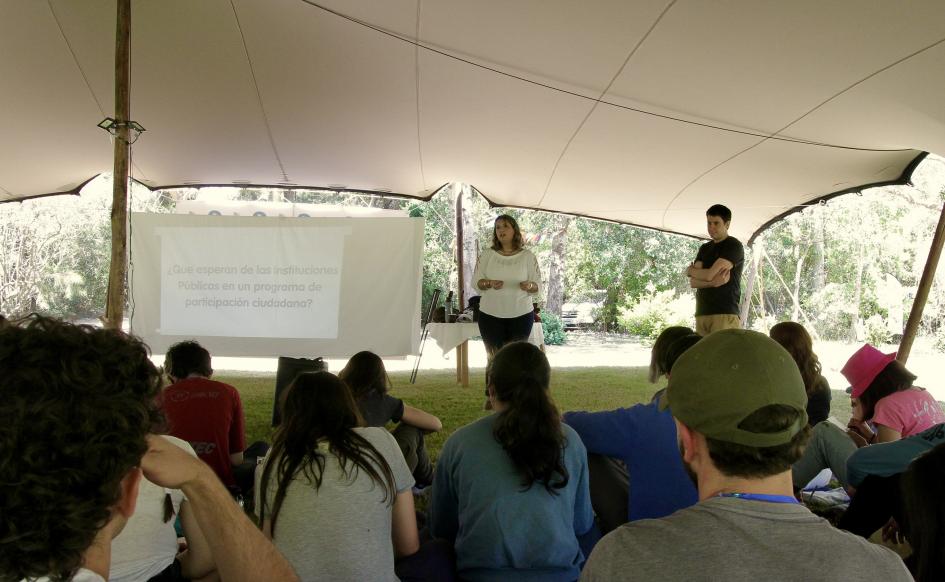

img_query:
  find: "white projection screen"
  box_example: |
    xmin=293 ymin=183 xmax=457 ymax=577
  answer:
xmin=130 ymin=213 xmax=424 ymax=357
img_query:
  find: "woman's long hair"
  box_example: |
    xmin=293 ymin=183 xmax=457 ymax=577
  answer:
xmin=338 ymin=350 xmax=390 ymax=398
xmin=769 ymin=321 xmax=822 ymax=397
xmin=490 ymin=214 xmax=524 ymax=251
xmin=258 ymin=372 xmax=396 ymax=537
xmin=902 ymin=441 xmax=945 ymax=582
xmin=490 ymin=342 xmax=568 ymax=494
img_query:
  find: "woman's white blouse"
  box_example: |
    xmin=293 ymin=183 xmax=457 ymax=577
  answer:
xmin=472 ymin=248 xmax=542 ymax=318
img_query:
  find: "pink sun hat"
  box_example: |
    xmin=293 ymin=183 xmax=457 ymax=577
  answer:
xmin=841 ymin=344 xmax=897 ymax=398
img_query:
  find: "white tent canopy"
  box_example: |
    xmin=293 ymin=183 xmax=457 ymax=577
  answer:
xmin=2 ymin=0 xmax=944 ymax=241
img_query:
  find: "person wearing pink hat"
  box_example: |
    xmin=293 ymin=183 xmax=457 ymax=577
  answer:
xmin=793 ymin=343 xmax=945 ymax=490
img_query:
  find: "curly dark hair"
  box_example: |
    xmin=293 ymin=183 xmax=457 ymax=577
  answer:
xmin=0 ymin=316 xmax=163 ymax=581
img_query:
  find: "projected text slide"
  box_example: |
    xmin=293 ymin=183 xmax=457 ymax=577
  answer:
xmin=158 ymin=226 xmax=349 ymax=338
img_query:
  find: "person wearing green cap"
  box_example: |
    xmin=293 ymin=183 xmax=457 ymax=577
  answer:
xmin=581 ymin=329 xmax=911 ymax=581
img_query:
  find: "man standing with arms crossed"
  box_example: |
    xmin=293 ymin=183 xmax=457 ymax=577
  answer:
xmin=686 ymin=204 xmax=744 ymax=335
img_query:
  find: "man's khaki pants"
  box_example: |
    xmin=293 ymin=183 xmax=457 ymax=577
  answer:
xmin=695 ymin=314 xmax=741 ymax=336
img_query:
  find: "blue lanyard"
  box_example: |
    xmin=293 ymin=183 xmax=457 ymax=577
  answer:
xmin=717 ymin=492 xmax=799 ymax=505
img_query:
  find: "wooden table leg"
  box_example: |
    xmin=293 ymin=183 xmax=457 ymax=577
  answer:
xmin=462 ymin=340 xmax=469 ymax=386
xmin=456 ymin=340 xmax=469 ymax=386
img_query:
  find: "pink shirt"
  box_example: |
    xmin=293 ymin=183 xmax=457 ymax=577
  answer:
xmin=873 ymin=387 xmax=945 ymax=437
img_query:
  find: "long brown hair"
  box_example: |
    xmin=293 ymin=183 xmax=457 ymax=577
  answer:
xmin=490 ymin=342 xmax=568 ymax=494
xmin=258 ymin=372 xmax=396 ymax=537
xmin=490 ymin=214 xmax=524 ymax=251
xmin=338 ymin=350 xmax=391 ymax=397
xmin=769 ymin=322 xmax=822 ymax=397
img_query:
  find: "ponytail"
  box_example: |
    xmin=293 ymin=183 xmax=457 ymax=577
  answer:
xmin=490 ymin=343 xmax=569 ymax=494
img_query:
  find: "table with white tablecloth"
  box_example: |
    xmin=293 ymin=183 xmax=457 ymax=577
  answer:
xmin=423 ymin=322 xmax=544 ymax=386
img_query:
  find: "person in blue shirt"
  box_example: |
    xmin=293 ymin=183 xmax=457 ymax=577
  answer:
xmin=563 ymin=329 xmax=700 ymax=533
xmin=429 ymin=341 xmax=598 ymax=582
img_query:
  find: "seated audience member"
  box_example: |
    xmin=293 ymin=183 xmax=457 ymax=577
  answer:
xmin=110 ymin=436 xmax=214 ymax=582
xmin=339 ymin=350 xmax=442 ymax=486
xmin=769 ymin=321 xmax=831 ymax=425
xmin=793 ymin=344 xmax=945 ymax=489
xmin=901 ymin=441 xmax=945 ymax=582
xmin=162 ymin=340 xmax=262 ymax=495
xmin=430 ymin=341 xmax=598 ymax=582
xmin=257 ymin=371 xmax=449 ymax=581
xmin=0 ymin=316 xmax=298 ymax=582
xmin=581 ymin=329 xmax=912 ymax=581
xmin=647 ymin=326 xmax=693 ymax=383
xmin=837 ymin=422 xmax=945 ymax=539
xmin=563 ymin=329 xmax=699 ymax=533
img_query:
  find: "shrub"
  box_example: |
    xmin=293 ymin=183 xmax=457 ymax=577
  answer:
xmin=541 ymin=312 xmax=566 ymax=346
xmin=617 ymin=287 xmax=694 ymax=343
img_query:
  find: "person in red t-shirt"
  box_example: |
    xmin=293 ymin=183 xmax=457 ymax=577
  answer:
xmin=161 ymin=341 xmax=247 ymax=492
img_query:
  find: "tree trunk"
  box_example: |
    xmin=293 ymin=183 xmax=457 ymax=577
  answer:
xmin=459 ymin=185 xmax=478 ymax=308
xmin=545 ymin=215 xmax=571 ymax=316
xmin=851 ymin=240 xmax=865 ymax=341
xmin=812 ymin=207 xmax=826 ymax=293
xmin=792 ymin=246 xmax=806 ymax=321
xmin=739 ymin=241 xmax=762 ymax=326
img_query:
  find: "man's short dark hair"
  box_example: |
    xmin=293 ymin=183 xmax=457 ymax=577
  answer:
xmin=706 ymin=204 xmax=732 ymax=223
xmin=165 ymin=340 xmax=212 ymax=380
xmin=0 ymin=316 xmax=162 ymax=581
xmin=706 ymin=405 xmax=811 ymax=478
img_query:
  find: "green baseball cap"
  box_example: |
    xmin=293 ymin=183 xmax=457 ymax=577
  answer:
xmin=659 ymin=329 xmax=808 ymax=447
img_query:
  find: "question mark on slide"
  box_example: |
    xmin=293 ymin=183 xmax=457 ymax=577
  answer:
xmin=308 ymin=299 xmax=313 ymax=308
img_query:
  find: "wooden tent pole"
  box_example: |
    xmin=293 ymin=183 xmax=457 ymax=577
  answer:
xmin=104 ymin=0 xmax=131 ymax=330
xmin=898 ymin=199 xmax=945 ymax=363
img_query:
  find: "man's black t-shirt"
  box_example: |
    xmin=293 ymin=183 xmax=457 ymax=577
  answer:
xmin=694 ymin=236 xmax=744 ymax=316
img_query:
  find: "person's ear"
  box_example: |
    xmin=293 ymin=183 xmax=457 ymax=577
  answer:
xmin=117 ymin=467 xmax=142 ymax=519
xmin=674 ymin=418 xmax=697 ymax=464
xmin=487 ymin=384 xmax=496 ymax=402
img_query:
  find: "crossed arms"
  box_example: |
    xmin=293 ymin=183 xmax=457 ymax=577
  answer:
xmin=686 ymin=258 xmax=733 ymax=289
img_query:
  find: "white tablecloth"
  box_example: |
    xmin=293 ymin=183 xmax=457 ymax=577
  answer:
xmin=425 ymin=322 xmax=544 ymax=356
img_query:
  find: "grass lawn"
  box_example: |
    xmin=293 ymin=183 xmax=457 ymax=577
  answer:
xmin=217 ymin=367 xmax=855 ymax=465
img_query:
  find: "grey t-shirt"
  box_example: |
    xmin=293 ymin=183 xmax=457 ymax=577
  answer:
xmin=259 ymin=427 xmax=414 ymax=582
xmin=581 ymin=496 xmax=912 ymax=581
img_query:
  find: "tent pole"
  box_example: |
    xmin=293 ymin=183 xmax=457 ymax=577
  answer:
xmin=104 ymin=0 xmax=131 ymax=330
xmin=898 ymin=198 xmax=945 ymax=363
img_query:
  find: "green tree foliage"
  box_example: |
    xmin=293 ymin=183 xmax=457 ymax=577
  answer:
xmin=0 ymin=175 xmax=167 ymax=319
xmin=753 ymin=155 xmax=945 ymax=343
xmin=566 ymin=221 xmax=698 ymax=331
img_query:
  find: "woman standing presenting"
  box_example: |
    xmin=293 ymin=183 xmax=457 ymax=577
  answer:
xmin=474 ymin=214 xmax=542 ymax=357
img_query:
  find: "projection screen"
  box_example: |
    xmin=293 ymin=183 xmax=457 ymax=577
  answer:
xmin=130 ymin=213 xmax=424 ymax=357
